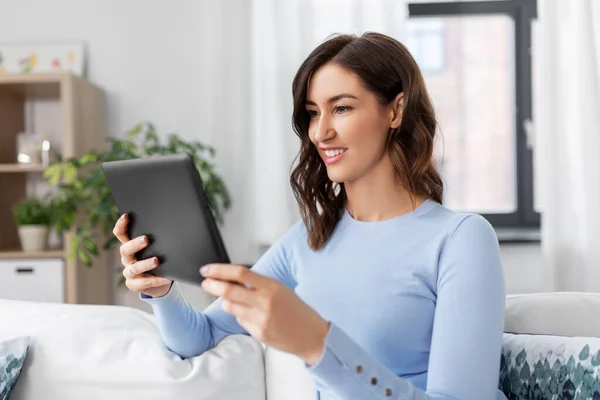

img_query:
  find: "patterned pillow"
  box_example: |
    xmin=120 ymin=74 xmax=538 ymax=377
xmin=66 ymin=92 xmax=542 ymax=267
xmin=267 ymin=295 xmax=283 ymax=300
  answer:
xmin=500 ymin=333 xmax=600 ymax=399
xmin=0 ymin=336 xmax=31 ymax=400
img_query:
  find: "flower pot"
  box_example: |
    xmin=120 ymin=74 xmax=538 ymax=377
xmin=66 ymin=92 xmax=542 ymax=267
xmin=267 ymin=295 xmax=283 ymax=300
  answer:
xmin=17 ymin=225 xmax=49 ymax=252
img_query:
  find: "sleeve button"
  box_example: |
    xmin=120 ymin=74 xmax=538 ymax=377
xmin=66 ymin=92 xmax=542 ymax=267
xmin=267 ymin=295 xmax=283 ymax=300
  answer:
xmin=385 ymin=388 xmax=393 ymax=396
xmin=370 ymin=377 xmax=378 ymax=385
xmin=356 ymin=365 xmax=363 ymax=373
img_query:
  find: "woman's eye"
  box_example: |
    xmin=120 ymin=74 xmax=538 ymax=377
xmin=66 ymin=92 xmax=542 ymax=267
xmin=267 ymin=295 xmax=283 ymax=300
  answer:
xmin=335 ymin=105 xmax=351 ymax=113
xmin=307 ymin=110 xmax=319 ymax=119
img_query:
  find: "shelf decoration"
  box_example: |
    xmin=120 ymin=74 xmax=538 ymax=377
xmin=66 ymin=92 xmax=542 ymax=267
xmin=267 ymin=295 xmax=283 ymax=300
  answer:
xmin=0 ymin=43 xmax=85 ymax=76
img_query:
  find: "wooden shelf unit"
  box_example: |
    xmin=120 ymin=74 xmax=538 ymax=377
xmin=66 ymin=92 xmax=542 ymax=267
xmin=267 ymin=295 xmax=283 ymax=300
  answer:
xmin=0 ymin=164 xmax=46 ymax=173
xmin=0 ymin=72 xmax=112 ymax=305
xmin=0 ymin=250 xmax=65 ymax=259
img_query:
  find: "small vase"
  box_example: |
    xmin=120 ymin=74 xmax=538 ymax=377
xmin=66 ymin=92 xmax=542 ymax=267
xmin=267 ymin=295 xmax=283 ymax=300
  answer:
xmin=17 ymin=225 xmax=49 ymax=252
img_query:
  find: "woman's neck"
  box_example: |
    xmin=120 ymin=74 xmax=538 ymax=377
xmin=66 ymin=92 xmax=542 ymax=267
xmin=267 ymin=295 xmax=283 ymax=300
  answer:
xmin=344 ymin=155 xmax=426 ymax=222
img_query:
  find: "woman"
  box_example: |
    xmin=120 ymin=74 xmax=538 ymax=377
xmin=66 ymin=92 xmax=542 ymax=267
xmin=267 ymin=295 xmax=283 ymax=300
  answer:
xmin=114 ymin=32 xmax=506 ymax=400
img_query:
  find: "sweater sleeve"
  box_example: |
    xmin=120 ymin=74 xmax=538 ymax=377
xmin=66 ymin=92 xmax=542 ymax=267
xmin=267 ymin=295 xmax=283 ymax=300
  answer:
xmin=140 ymin=221 xmax=302 ymax=359
xmin=306 ymin=215 xmax=506 ymax=400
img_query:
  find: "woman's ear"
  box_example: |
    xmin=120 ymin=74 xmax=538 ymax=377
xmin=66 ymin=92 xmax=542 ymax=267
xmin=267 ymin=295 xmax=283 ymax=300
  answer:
xmin=390 ymin=93 xmax=404 ymax=129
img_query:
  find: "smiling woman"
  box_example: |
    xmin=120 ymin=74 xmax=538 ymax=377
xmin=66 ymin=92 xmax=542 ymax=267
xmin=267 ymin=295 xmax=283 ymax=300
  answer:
xmin=115 ymin=32 xmax=507 ymax=400
xmin=291 ymin=33 xmax=442 ymax=250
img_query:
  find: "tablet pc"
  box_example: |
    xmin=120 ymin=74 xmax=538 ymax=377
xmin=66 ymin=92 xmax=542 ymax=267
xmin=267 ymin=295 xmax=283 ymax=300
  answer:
xmin=102 ymin=153 xmax=230 ymax=286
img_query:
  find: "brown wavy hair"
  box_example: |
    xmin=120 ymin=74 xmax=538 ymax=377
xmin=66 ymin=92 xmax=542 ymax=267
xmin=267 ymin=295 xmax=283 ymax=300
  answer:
xmin=290 ymin=32 xmax=443 ymax=250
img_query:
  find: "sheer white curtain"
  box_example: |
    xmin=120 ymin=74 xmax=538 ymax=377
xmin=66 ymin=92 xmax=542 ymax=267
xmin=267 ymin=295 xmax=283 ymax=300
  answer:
xmin=249 ymin=0 xmax=408 ymax=246
xmin=534 ymin=0 xmax=600 ymax=291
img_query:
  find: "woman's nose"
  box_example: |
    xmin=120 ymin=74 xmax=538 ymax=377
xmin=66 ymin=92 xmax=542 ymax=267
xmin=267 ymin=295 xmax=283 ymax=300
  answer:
xmin=313 ymin=115 xmax=335 ymax=143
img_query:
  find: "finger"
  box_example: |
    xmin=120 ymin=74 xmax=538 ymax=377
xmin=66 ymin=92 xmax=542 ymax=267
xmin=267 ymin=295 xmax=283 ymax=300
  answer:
xmin=120 ymin=235 xmax=149 ymax=260
xmin=126 ymin=275 xmax=171 ymax=293
xmin=235 ymin=317 xmax=262 ymax=339
xmin=200 ymin=264 xmax=268 ymax=289
xmin=122 ymin=265 xmax=133 ymax=279
xmin=112 ymin=214 xmax=130 ymax=243
xmin=221 ymin=303 xmax=260 ymax=334
xmin=221 ymin=297 xmax=252 ymax=316
xmin=225 ymin=305 xmax=266 ymax=339
xmin=202 ymin=278 xmax=254 ymax=305
xmin=128 ymin=257 xmax=159 ymax=276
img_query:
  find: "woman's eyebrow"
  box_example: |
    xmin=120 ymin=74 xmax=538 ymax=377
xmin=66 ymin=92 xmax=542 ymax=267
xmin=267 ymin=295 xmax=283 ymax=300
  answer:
xmin=305 ymin=93 xmax=359 ymax=106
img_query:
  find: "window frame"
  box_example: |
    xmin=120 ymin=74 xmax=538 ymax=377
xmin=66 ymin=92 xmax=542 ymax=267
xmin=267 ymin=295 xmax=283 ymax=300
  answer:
xmin=408 ymin=0 xmax=539 ymax=241
xmin=405 ymin=19 xmax=447 ymax=74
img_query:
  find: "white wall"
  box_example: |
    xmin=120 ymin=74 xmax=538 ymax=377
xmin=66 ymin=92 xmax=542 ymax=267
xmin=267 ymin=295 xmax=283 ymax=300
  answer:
xmin=501 ymin=244 xmax=545 ymax=294
xmin=1 ymin=0 xmax=545 ymax=311
xmin=0 ymin=0 xmax=255 ymax=310
xmin=1 ymin=1 xmax=207 ymax=139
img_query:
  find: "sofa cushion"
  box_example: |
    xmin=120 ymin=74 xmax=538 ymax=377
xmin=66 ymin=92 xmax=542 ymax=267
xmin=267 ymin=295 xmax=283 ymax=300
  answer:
xmin=0 ymin=336 xmax=30 ymax=399
xmin=506 ymin=292 xmax=600 ymax=338
xmin=264 ymin=345 xmax=316 ymax=400
xmin=0 ymin=299 xmax=265 ymax=400
xmin=500 ymin=333 xmax=600 ymax=399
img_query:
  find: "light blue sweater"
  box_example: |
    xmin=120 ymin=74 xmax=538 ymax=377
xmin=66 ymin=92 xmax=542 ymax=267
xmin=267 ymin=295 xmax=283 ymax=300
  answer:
xmin=142 ymin=199 xmax=507 ymax=399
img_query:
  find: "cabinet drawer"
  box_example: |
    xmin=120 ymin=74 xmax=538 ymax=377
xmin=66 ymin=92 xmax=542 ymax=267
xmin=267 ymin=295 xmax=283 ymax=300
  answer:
xmin=0 ymin=259 xmax=64 ymax=303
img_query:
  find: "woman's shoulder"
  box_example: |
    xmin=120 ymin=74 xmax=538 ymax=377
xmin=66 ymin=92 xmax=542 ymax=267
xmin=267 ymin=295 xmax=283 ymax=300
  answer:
xmin=428 ymin=204 xmax=503 ymax=290
xmin=426 ymin=201 xmax=496 ymax=241
xmin=427 ymin=203 xmax=501 ymax=270
xmin=272 ymin=218 xmax=308 ymax=250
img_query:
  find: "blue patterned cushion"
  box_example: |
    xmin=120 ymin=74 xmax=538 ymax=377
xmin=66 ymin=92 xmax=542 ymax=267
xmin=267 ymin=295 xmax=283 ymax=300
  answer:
xmin=0 ymin=336 xmax=30 ymax=400
xmin=500 ymin=333 xmax=600 ymax=399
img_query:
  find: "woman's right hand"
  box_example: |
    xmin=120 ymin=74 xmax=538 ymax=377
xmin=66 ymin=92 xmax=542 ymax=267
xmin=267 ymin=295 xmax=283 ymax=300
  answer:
xmin=113 ymin=213 xmax=173 ymax=298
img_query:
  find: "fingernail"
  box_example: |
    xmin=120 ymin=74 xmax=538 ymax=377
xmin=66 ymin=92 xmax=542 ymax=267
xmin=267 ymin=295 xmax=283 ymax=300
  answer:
xmin=200 ymin=265 xmax=211 ymax=275
xmin=139 ymin=236 xmax=146 ymax=244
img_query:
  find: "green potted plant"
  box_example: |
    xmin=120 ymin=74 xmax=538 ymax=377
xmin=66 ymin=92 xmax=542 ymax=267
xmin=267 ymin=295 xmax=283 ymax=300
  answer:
xmin=44 ymin=122 xmax=231 ymax=267
xmin=12 ymin=197 xmax=52 ymax=251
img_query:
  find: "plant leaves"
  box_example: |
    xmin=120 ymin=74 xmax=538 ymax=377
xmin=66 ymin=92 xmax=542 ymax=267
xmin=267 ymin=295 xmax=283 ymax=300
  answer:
xmin=103 ymin=235 xmax=119 ymax=250
xmin=80 ymin=152 xmax=98 ymax=165
xmin=78 ymin=248 xmax=91 ymax=266
xmin=84 ymin=239 xmax=99 ymax=256
xmin=44 ymin=163 xmax=62 ymax=185
xmin=63 ymin=164 xmax=78 ymax=183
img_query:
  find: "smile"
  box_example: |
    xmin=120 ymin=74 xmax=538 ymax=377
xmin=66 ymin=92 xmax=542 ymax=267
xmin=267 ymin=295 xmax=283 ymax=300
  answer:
xmin=322 ymin=149 xmax=347 ymax=165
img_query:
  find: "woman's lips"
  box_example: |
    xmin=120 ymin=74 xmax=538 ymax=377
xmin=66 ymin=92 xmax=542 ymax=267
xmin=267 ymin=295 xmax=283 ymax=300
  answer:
xmin=322 ymin=149 xmax=347 ymax=165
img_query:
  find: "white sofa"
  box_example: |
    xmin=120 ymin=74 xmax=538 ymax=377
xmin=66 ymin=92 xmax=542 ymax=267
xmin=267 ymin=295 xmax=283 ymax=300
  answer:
xmin=2 ymin=292 xmax=600 ymax=400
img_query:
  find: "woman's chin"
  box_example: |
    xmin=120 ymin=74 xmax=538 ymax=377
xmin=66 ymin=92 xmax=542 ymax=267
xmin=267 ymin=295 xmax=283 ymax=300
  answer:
xmin=326 ymin=168 xmax=350 ymax=184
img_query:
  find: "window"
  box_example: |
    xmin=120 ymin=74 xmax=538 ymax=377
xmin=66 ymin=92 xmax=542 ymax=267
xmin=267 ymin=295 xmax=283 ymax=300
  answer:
xmin=405 ymin=19 xmax=446 ymax=73
xmin=408 ymin=0 xmax=539 ymax=237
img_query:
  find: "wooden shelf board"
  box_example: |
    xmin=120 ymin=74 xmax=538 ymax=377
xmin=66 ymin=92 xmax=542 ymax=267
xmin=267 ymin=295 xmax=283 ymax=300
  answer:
xmin=0 ymin=72 xmax=74 ymax=98
xmin=0 ymin=164 xmax=46 ymax=173
xmin=0 ymin=72 xmax=70 ymax=85
xmin=0 ymin=249 xmax=64 ymax=259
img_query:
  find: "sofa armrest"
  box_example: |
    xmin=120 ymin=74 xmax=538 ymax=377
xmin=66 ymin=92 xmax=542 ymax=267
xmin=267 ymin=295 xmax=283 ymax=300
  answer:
xmin=0 ymin=299 xmax=265 ymax=400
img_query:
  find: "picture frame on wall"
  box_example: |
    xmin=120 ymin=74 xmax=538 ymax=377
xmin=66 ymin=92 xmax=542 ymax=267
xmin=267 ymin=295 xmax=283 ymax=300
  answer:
xmin=0 ymin=42 xmax=86 ymax=76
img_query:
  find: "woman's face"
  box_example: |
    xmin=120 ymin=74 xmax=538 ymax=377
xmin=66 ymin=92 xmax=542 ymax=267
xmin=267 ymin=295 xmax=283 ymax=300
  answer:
xmin=305 ymin=63 xmax=401 ymax=184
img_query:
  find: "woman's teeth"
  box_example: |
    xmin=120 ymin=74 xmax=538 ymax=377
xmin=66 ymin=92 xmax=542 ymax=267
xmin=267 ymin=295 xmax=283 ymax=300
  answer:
xmin=324 ymin=149 xmax=346 ymax=157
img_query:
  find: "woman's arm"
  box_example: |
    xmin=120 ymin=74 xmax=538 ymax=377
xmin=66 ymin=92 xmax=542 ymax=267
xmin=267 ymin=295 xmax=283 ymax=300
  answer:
xmin=306 ymin=215 xmax=506 ymax=399
xmin=141 ymin=221 xmax=303 ymax=358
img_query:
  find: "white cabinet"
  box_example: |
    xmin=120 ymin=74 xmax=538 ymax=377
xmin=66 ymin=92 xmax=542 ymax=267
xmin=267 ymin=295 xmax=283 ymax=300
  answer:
xmin=0 ymin=258 xmax=64 ymax=303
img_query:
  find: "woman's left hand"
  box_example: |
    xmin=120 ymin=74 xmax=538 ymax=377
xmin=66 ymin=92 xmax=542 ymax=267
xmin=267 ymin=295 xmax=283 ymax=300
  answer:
xmin=200 ymin=263 xmax=330 ymax=365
